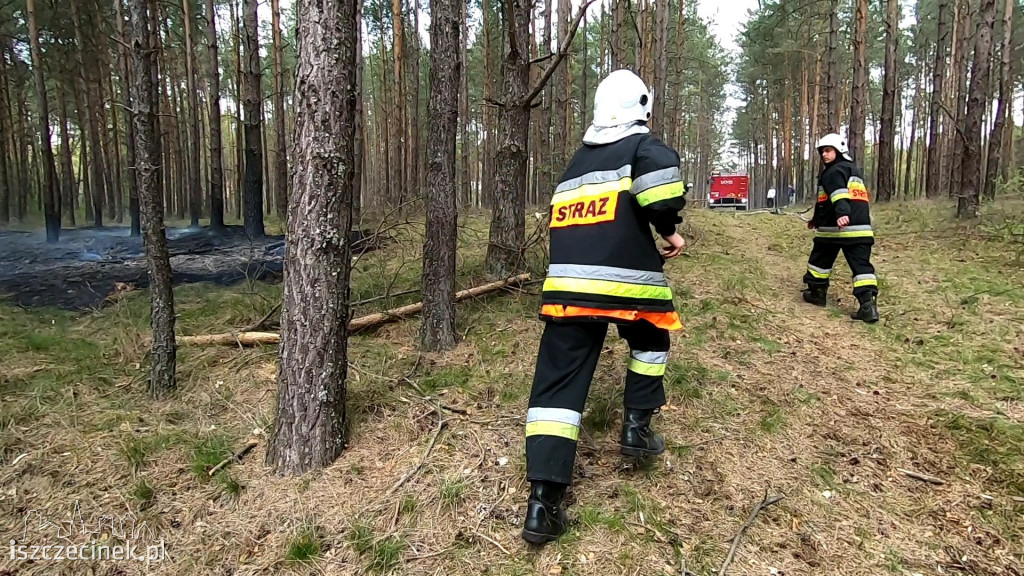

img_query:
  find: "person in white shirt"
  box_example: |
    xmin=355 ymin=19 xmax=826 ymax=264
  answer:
xmin=767 ymin=187 xmax=777 ymax=210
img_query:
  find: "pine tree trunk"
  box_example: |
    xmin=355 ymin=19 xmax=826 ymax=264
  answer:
xmin=958 ymin=0 xmax=997 ymax=218
xmin=56 ymin=83 xmax=76 ymax=226
xmin=904 ymin=67 xmax=923 ymax=198
xmin=353 ymin=0 xmax=364 ymax=223
xmin=420 ymin=0 xmax=461 ymax=352
xmin=849 ymin=0 xmax=868 ymax=163
xmin=128 ymin=0 xmax=177 ymax=397
xmin=26 ymin=0 xmax=60 ymax=241
xmin=925 ymin=0 xmax=950 ymax=198
xmin=71 ymin=0 xmax=106 ymax=227
xmin=876 ymin=0 xmax=898 ymax=202
xmin=983 ymin=0 xmax=1013 ymax=200
xmin=551 ymin=0 xmax=569 ymax=169
xmin=232 ymin=0 xmax=243 ymax=220
xmin=271 ymin=0 xmax=289 ymax=219
xmin=148 ymin=0 xmax=164 ymax=223
xmin=654 ymin=0 xmax=669 ymax=134
xmin=391 ymin=0 xmax=407 ymax=207
xmin=486 ymin=0 xmax=531 ymax=278
xmin=204 ymin=0 xmax=225 ymax=229
xmin=241 ymin=0 xmax=265 ymax=237
xmin=267 ymin=0 xmax=358 ymax=476
xmin=826 ymin=0 xmax=840 ymax=132
xmin=182 ymin=0 xmax=203 ymax=226
xmin=458 ymin=0 xmax=470 ymax=209
xmin=538 ymin=0 xmax=552 ymax=197
xmin=948 ymin=0 xmax=972 ymax=199
xmin=0 ymin=47 xmax=13 ymax=224
xmin=411 ymin=0 xmax=423 ymax=200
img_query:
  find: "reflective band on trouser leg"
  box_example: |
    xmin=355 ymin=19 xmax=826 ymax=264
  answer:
xmin=628 ymin=350 xmax=667 ymax=377
xmin=853 ymin=274 xmax=877 ymax=288
xmin=525 ymin=407 xmax=582 ymax=441
xmin=542 ymin=277 xmax=673 ymax=301
xmin=807 ymin=264 xmax=832 ymax=279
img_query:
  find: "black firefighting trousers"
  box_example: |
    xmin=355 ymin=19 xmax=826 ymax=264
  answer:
xmin=525 ymin=319 xmax=669 ymax=485
xmin=802 ymin=239 xmax=878 ymax=302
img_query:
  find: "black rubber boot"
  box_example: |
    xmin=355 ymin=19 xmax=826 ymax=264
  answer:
xmin=850 ymin=295 xmax=879 ymax=323
xmin=620 ymin=408 xmax=666 ymax=458
xmin=521 ymin=481 xmax=569 ymax=544
xmin=802 ymin=285 xmax=827 ymax=307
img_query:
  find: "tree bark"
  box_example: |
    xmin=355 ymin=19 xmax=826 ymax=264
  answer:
xmin=420 ymin=0 xmax=462 ymax=352
xmin=958 ymin=0 xmax=997 ymax=218
xmin=876 ymin=0 xmax=899 ymax=202
xmin=849 ymin=0 xmax=868 ymax=163
xmin=181 ymin=0 xmax=203 ymax=227
xmin=948 ymin=0 xmax=972 ymax=199
xmin=458 ymin=0 xmax=471 ymax=209
xmin=826 ymin=0 xmax=840 ymax=132
xmin=26 ymin=0 xmax=60 ymax=241
xmin=266 ymin=0 xmax=358 ymax=476
xmin=391 ymin=0 xmax=407 ymax=207
xmin=0 ymin=50 xmax=10 ymax=225
xmin=983 ymin=0 xmax=1014 ymax=200
xmin=70 ymin=0 xmax=106 ymax=227
xmin=128 ymin=0 xmax=177 ymax=397
xmin=115 ymin=0 xmax=140 ymax=234
xmin=204 ymin=0 xmax=225 ymax=229
xmin=271 ymin=0 xmax=289 ymax=219
xmin=56 ymin=83 xmax=76 ymax=226
xmin=926 ymin=0 xmax=950 ymax=198
xmin=231 ymin=0 xmax=243 ymax=220
xmin=353 ymin=0 xmax=364 ymax=223
xmin=241 ymin=0 xmax=265 ymax=237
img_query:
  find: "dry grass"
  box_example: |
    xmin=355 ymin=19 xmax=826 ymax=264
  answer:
xmin=1 ymin=201 xmax=1022 ymax=576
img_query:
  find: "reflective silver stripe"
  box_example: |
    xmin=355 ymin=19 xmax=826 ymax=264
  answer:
xmin=630 ymin=351 xmax=668 ymax=364
xmin=546 ymin=264 xmax=668 ymax=286
xmin=849 ymin=176 xmax=866 ymax=185
xmin=526 ymin=407 xmax=582 ymax=426
xmin=853 ymin=274 xmax=877 ymax=283
xmin=808 ymin=264 xmax=832 ymax=275
xmin=830 ymin=188 xmax=851 ymax=200
xmin=816 ymin=224 xmax=873 ymax=233
xmin=555 ymin=165 xmax=632 ymax=194
xmin=631 ymin=167 xmax=681 ymax=195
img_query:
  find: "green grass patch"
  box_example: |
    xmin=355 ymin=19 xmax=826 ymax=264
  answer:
xmin=285 ymin=524 xmax=323 ymax=564
xmin=130 ymin=478 xmax=155 ymax=510
xmin=810 ymin=463 xmax=837 ymax=489
xmin=759 ymin=404 xmax=786 ymax=434
xmin=582 ymin=393 xmax=616 ymax=433
xmin=347 ymin=520 xmax=406 ymax=574
xmin=577 ymin=505 xmax=627 ymax=532
xmin=939 ymin=411 xmax=1024 ymax=496
xmin=190 ymin=434 xmax=235 ymax=480
xmin=439 ymin=478 xmax=468 ymax=509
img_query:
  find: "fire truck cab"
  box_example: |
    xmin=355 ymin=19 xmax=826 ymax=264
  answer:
xmin=707 ymin=172 xmax=749 ymax=211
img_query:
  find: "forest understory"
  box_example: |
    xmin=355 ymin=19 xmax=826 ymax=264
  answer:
xmin=1 ymin=199 xmax=1022 ymax=576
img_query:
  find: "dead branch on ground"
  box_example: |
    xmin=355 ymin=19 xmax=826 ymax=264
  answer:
xmin=208 ymin=439 xmax=260 ymax=477
xmin=718 ymin=491 xmax=785 ymax=576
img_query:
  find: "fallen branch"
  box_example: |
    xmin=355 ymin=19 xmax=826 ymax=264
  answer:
xmin=242 ymin=302 xmax=282 ymax=332
xmin=176 ymin=273 xmax=531 ymax=346
xmin=384 ymin=407 xmax=447 ymax=497
xmin=718 ymin=491 xmax=785 ymax=576
xmin=208 ymin=439 xmax=259 ymax=477
xmin=898 ymin=468 xmax=946 ymax=486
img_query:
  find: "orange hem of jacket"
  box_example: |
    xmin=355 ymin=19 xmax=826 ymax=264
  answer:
xmin=540 ymin=304 xmax=683 ymax=331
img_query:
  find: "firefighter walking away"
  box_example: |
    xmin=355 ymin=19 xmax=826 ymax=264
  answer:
xmin=802 ymin=133 xmax=880 ymax=322
xmin=522 ymin=69 xmax=687 ymax=544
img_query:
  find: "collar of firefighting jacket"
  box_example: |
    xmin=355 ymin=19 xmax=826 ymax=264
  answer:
xmin=582 ymin=121 xmax=650 ymax=145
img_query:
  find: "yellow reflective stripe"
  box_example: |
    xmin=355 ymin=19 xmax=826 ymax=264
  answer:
xmin=635 ymin=181 xmax=685 ymax=207
xmin=815 ymin=229 xmax=874 ymax=239
xmin=550 ymin=177 xmax=632 ymax=205
xmin=853 ymin=278 xmax=878 ymax=288
xmin=830 ymin=192 xmax=851 ymax=202
xmin=807 ymin=268 xmax=831 ymax=279
xmin=543 ymin=277 xmax=673 ymax=300
xmin=628 ymin=358 xmax=666 ymax=376
xmin=525 ymin=420 xmax=579 ymax=441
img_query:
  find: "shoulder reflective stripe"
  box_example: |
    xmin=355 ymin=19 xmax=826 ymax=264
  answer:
xmin=554 ymin=165 xmax=632 ymax=195
xmin=630 ymin=350 xmax=667 ymax=364
xmin=550 ymin=177 xmax=633 ymax=205
xmin=547 ymin=264 xmax=668 ymax=286
xmin=526 ymin=407 xmax=582 ymax=426
xmin=632 ymin=167 xmax=681 ymax=195
xmin=525 ymin=421 xmax=580 ymax=441
xmin=853 ymin=274 xmax=878 ymax=287
xmin=543 ymin=277 xmax=673 ymax=300
xmin=628 ymin=356 xmax=667 ymax=376
xmin=636 ymin=181 xmax=685 ymax=207
xmin=830 ymin=188 xmax=851 ymax=202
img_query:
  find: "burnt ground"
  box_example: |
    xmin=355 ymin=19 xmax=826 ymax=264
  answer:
xmin=0 ymin=226 xmax=377 ymax=310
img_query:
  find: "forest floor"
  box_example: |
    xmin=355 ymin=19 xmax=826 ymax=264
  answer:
xmin=1 ymin=199 xmax=1022 ymax=576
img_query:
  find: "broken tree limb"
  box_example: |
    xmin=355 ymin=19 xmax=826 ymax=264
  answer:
xmin=208 ymin=439 xmax=259 ymax=477
xmin=718 ymin=491 xmax=785 ymax=576
xmin=176 ymin=273 xmax=532 ymax=346
xmin=898 ymin=468 xmax=946 ymax=485
xmin=521 ymin=0 xmax=596 ymax=107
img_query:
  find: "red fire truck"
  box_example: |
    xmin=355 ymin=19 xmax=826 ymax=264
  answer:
xmin=707 ymin=172 xmax=749 ymax=210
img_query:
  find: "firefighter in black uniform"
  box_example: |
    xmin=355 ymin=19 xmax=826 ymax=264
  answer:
xmin=521 ymin=69 xmax=687 ymax=544
xmin=802 ymin=133 xmax=880 ymax=322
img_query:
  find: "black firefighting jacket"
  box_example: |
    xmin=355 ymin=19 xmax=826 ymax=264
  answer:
xmin=812 ymin=158 xmax=874 ymax=244
xmin=541 ymin=133 xmax=685 ymax=313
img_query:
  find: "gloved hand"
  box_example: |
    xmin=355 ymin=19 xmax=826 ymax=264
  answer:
xmin=807 ymin=220 xmax=816 ymax=230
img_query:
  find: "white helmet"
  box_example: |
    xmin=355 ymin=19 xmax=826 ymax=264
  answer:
xmin=816 ymin=133 xmax=853 ymax=161
xmin=591 ymin=69 xmax=653 ymax=128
